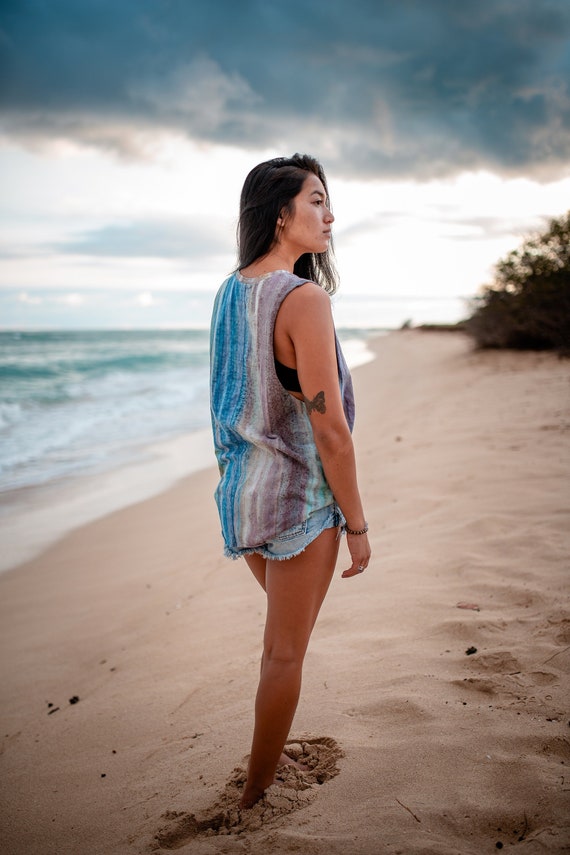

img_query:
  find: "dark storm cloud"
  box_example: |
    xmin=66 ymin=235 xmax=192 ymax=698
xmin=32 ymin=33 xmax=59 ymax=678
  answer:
xmin=1 ymin=0 xmax=569 ymax=178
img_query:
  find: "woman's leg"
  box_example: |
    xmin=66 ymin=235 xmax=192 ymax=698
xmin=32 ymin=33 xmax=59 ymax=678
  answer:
xmin=244 ymin=552 xmax=302 ymax=768
xmin=240 ymin=526 xmax=340 ymax=808
xmin=245 ymin=552 xmax=267 ymax=591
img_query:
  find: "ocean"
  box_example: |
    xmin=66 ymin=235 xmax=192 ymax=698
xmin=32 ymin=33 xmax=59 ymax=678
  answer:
xmin=0 ymin=328 xmax=380 ymax=496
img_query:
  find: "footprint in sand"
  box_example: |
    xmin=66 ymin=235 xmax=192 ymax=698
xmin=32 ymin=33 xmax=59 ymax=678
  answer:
xmin=153 ymin=736 xmax=343 ymax=849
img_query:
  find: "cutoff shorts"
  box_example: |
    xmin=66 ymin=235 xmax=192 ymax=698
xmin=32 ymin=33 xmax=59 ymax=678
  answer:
xmin=250 ymin=503 xmax=345 ymax=561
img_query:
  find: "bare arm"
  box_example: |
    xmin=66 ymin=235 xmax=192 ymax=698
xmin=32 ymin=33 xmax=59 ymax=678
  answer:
xmin=276 ymin=283 xmax=371 ymax=577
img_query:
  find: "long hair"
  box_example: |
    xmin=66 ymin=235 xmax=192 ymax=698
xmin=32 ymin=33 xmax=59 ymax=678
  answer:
xmin=236 ymin=153 xmax=339 ymax=295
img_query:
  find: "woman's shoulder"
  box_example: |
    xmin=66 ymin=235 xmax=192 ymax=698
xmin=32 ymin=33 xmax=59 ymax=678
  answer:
xmin=277 ymin=281 xmax=333 ymax=335
xmin=281 ymin=278 xmax=329 ymax=306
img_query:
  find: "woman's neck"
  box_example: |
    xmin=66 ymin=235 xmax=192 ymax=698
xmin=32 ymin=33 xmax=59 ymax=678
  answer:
xmin=240 ymin=247 xmax=297 ymax=279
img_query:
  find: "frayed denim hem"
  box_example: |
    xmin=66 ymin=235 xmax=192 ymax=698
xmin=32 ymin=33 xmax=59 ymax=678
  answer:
xmin=223 ymin=503 xmax=344 ymax=562
xmin=224 ymin=539 xmax=313 ymax=562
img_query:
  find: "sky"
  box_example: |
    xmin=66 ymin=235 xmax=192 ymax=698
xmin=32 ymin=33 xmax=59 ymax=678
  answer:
xmin=1 ymin=0 xmax=569 ymax=329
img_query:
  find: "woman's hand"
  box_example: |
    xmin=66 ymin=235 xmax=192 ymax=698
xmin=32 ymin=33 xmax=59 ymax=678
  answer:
xmin=341 ymin=532 xmax=371 ymax=579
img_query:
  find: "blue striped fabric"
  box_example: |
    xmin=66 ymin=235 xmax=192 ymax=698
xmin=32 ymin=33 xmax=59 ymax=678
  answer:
xmin=210 ymin=270 xmax=354 ymax=558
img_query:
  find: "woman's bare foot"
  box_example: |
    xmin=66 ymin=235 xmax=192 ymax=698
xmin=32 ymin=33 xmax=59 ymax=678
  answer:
xmin=239 ymin=783 xmax=266 ymax=810
xmin=239 ymin=753 xmax=308 ymax=809
xmin=277 ymin=751 xmax=308 ymax=771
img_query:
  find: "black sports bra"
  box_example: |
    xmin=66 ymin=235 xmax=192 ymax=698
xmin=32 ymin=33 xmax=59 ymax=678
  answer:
xmin=275 ymin=358 xmax=302 ymax=394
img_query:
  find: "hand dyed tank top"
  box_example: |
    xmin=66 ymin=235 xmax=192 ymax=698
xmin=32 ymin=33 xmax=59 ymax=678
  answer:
xmin=210 ymin=269 xmax=355 ymax=558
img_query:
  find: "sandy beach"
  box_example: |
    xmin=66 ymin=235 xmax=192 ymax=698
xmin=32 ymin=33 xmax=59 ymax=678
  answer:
xmin=1 ymin=330 xmax=569 ymax=855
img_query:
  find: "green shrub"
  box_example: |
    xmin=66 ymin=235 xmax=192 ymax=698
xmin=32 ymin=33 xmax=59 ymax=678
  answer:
xmin=465 ymin=211 xmax=570 ymax=353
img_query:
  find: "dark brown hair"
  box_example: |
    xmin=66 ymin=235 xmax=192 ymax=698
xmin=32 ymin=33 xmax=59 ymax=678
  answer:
xmin=237 ymin=153 xmax=339 ymax=295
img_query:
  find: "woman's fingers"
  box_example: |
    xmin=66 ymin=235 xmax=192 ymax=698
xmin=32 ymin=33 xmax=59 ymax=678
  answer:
xmin=341 ymin=535 xmax=371 ymax=578
xmin=341 ymin=558 xmax=369 ymax=578
xmin=341 ymin=564 xmax=367 ymax=578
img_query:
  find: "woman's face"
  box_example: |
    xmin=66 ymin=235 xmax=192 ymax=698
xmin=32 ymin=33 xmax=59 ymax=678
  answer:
xmin=279 ymin=173 xmax=334 ymax=256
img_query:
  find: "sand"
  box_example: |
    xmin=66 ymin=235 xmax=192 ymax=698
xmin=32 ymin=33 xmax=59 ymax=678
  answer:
xmin=0 ymin=330 xmax=568 ymax=855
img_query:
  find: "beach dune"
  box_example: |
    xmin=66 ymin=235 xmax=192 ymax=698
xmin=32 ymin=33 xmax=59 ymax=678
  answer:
xmin=0 ymin=331 xmax=568 ymax=854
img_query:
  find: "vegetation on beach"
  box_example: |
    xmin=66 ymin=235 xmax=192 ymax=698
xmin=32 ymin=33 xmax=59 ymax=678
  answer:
xmin=465 ymin=211 xmax=570 ymax=354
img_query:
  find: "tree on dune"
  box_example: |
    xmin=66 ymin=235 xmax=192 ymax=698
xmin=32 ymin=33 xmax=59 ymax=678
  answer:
xmin=466 ymin=211 xmax=570 ymax=354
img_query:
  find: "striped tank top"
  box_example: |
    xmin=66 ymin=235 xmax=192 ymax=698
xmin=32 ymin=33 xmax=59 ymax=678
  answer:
xmin=210 ymin=269 xmax=355 ymax=558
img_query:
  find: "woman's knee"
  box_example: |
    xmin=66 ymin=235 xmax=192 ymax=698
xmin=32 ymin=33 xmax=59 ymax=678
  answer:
xmin=262 ymin=635 xmax=308 ymax=667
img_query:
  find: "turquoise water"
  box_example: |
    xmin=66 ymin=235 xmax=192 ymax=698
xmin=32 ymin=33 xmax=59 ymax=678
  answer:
xmin=0 ymin=329 xmax=211 ymax=490
xmin=0 ymin=328 xmax=379 ymax=493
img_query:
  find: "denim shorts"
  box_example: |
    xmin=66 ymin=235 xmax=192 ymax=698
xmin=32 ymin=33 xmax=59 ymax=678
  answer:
xmin=251 ymin=503 xmax=345 ymax=561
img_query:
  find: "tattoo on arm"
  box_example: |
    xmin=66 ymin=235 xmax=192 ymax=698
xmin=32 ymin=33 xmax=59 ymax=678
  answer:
xmin=304 ymin=390 xmax=326 ymax=414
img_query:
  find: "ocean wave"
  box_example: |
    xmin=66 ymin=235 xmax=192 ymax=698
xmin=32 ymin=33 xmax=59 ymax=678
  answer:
xmin=0 ymin=330 xmax=212 ymax=491
xmin=0 ymin=402 xmax=23 ymax=430
xmin=0 ymin=327 xmax=377 ymax=493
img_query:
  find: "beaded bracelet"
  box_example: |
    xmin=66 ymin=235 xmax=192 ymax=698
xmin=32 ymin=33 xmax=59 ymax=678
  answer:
xmin=345 ymin=522 xmax=369 ymax=536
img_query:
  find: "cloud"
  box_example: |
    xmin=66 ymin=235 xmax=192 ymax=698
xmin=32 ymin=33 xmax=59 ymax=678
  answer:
xmin=56 ymin=292 xmax=85 ymax=306
xmin=337 ymin=211 xmax=409 ymax=242
xmin=437 ymin=214 xmax=550 ymax=241
xmin=129 ymin=56 xmax=261 ymax=136
xmin=18 ymin=291 xmax=43 ymax=304
xmin=0 ymin=241 xmax=50 ymax=260
xmin=336 ymin=209 xmax=549 ymax=245
xmin=1 ymin=0 xmax=569 ymax=179
xmin=57 ymin=218 xmax=232 ymax=259
xmin=0 ymin=288 xmax=216 ymax=329
xmin=133 ymin=292 xmax=158 ymax=308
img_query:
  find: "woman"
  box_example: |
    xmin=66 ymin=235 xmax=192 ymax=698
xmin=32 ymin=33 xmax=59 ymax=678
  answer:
xmin=210 ymin=153 xmax=371 ymax=809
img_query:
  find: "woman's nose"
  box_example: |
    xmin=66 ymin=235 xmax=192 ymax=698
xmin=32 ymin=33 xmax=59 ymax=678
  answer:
xmin=325 ymin=209 xmax=334 ymax=223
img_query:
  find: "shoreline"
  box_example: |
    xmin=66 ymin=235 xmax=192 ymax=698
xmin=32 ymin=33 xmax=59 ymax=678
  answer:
xmin=0 ymin=428 xmax=215 ymax=574
xmin=0 ymin=333 xmax=380 ymax=575
xmin=1 ymin=329 xmax=568 ymax=854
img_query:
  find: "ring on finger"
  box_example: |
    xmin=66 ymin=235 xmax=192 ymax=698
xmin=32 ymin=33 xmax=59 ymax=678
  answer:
xmin=357 ymin=565 xmax=365 ymax=573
